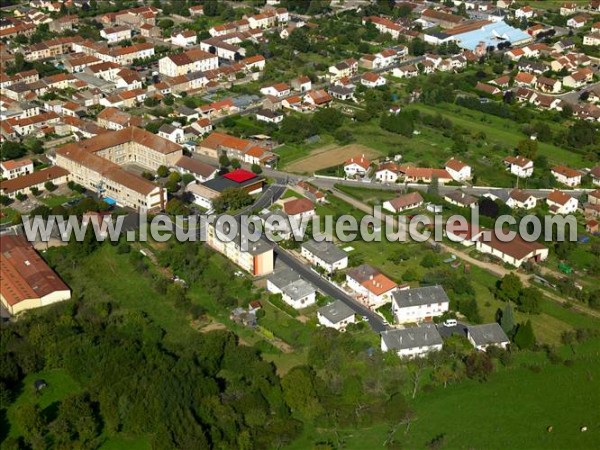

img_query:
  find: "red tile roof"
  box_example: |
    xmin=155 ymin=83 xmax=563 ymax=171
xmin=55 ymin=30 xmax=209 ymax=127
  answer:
xmin=283 ymin=197 xmax=315 ymax=216
xmin=345 ymin=156 xmax=370 ymax=170
xmin=547 ymin=189 xmax=573 ymax=206
xmin=0 ymin=166 xmax=68 ymax=194
xmin=0 ymin=234 xmax=70 ymax=307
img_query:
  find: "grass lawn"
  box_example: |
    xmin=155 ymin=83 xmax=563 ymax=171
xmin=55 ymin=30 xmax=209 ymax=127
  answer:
xmin=0 ymin=207 xmax=20 ymax=225
xmin=65 ymin=245 xmax=195 ymax=345
xmin=5 ymin=369 xmax=81 ymax=438
xmin=40 ymin=193 xmax=83 ymax=208
xmin=335 ymin=184 xmax=403 ymax=205
xmin=258 ymin=302 xmax=314 ymax=349
xmin=277 ymin=135 xmax=336 ymax=168
xmin=288 ymin=338 xmax=600 ymax=449
xmin=281 ymin=189 xmax=303 ymax=200
xmin=3 ymin=369 xmax=152 ymax=450
xmin=408 ymin=103 xmax=587 ymax=168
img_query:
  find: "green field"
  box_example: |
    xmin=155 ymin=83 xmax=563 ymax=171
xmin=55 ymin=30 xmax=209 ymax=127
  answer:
xmin=288 ymin=338 xmax=600 ymax=450
xmin=40 ymin=193 xmax=83 ymax=208
xmin=65 ymin=244 xmax=195 ymax=344
xmin=5 ymin=370 xmax=81 ymax=438
xmin=408 ymin=103 xmax=587 ymax=168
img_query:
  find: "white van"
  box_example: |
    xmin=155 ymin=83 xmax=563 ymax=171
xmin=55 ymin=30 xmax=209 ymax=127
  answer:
xmin=443 ymin=319 xmax=458 ymax=327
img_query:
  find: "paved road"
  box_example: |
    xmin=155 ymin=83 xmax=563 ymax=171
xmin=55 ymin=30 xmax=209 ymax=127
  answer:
xmin=273 ymin=245 xmax=388 ymax=333
xmin=311 ymin=177 xmax=594 ymax=199
xmin=191 ymin=153 xmax=594 ymax=200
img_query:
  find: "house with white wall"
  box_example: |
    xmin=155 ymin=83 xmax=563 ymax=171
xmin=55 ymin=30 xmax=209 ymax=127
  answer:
xmin=546 ymin=189 xmax=578 ymax=214
xmin=475 ymin=231 xmax=548 ymax=268
xmin=551 ymin=165 xmax=581 ymax=187
xmin=301 ymin=239 xmax=348 ymax=273
xmin=1 ymin=158 xmax=34 ymax=180
xmin=344 ymin=155 xmax=370 ymax=177
xmin=506 ymin=189 xmax=537 ymax=210
xmin=504 ymin=155 xmax=534 ymax=178
xmin=381 ymin=323 xmax=443 ymax=358
xmin=391 ymin=285 xmax=450 ymax=324
xmin=317 ymin=300 xmax=355 ymax=331
xmin=467 ymin=323 xmax=510 ymax=351
xmin=346 ymin=264 xmax=397 ymax=308
xmin=374 ymin=162 xmax=400 ymax=183
xmin=445 ymin=158 xmax=472 ymax=182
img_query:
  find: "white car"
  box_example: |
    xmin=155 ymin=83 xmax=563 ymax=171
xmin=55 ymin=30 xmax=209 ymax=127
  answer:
xmin=443 ymin=319 xmax=458 ymax=327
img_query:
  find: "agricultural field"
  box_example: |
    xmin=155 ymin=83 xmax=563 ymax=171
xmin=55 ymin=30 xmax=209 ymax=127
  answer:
xmin=284 ymin=143 xmax=382 ymax=174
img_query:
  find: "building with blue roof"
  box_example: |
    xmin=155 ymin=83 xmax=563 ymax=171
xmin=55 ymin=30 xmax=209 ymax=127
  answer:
xmin=452 ymin=21 xmax=532 ymax=51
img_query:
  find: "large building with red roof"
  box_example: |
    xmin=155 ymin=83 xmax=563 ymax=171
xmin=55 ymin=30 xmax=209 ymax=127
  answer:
xmin=55 ymin=127 xmax=183 ymax=212
xmin=1 ymin=234 xmax=71 ymax=315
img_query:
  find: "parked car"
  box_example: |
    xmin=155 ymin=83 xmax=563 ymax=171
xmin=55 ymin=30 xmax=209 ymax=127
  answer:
xmin=443 ymin=319 xmax=458 ymax=327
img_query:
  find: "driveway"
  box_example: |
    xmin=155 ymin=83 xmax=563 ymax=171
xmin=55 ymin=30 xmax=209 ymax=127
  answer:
xmin=436 ymin=321 xmax=468 ymax=339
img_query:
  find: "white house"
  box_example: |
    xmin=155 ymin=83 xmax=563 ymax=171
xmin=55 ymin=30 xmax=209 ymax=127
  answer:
xmin=445 ymin=220 xmax=483 ymax=246
xmin=551 ymin=165 xmax=581 ymax=187
xmin=375 ymin=162 xmax=400 ymax=183
xmin=560 ymin=2 xmax=577 ymax=16
xmin=301 ymin=239 xmax=348 ymax=273
xmin=515 ymin=6 xmax=535 ymax=19
xmin=291 ymin=75 xmax=311 ymax=92
xmin=158 ymin=49 xmax=218 ymax=78
xmin=361 ymin=72 xmax=386 ymax=88
xmin=391 ymin=285 xmax=450 ymax=324
xmin=445 ymin=158 xmax=472 ymax=182
xmin=171 ymin=30 xmax=198 ymax=47
xmin=187 ymin=183 xmax=218 ymax=210
xmin=260 ymin=82 xmax=291 ymax=98
xmin=100 ymin=25 xmax=131 ymax=44
xmin=504 ymin=155 xmax=534 ymax=178
xmin=158 ymin=123 xmax=185 ymax=144
xmin=175 ymin=156 xmax=218 ymax=183
xmin=1 ymin=158 xmax=34 ymax=180
xmin=381 ymin=323 xmax=443 ymax=359
xmin=317 ymin=300 xmax=355 ymax=331
xmin=475 ymin=231 xmax=548 ymax=268
xmin=190 ymin=118 xmax=213 ymax=136
xmin=383 ymin=192 xmax=424 ymax=214
xmin=283 ymin=197 xmax=315 ymax=222
xmin=467 ymin=323 xmax=510 ymax=351
xmin=567 ymin=15 xmax=587 ymax=28
xmin=344 ymin=155 xmax=370 ymax=177
xmin=256 ymin=108 xmax=284 ymax=124
xmin=583 ymin=32 xmax=600 ymax=46
xmin=346 ymin=264 xmax=397 ymax=308
xmin=563 ymin=68 xmax=594 ymax=89
xmin=546 ymin=189 xmax=578 ymax=214
xmin=267 ymin=266 xmax=316 ymax=309
xmin=392 ymin=65 xmax=419 ymax=78
xmin=506 ymin=189 xmax=537 ymax=210
xmin=444 ymin=191 xmax=478 ymax=209
xmin=280 ymin=279 xmax=316 ymax=309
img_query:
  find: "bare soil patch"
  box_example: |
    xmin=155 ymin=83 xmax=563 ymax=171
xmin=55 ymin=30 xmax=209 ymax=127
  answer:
xmin=285 ymin=143 xmax=381 ymax=173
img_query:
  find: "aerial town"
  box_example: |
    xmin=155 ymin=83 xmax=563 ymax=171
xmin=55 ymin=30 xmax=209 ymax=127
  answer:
xmin=0 ymin=0 xmax=599 ymax=449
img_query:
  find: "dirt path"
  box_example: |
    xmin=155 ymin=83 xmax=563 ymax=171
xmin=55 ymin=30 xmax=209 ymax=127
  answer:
xmin=199 ymin=322 xmax=227 ymax=333
xmin=330 ymin=188 xmax=600 ymax=320
xmin=269 ymin=338 xmax=294 ymax=353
